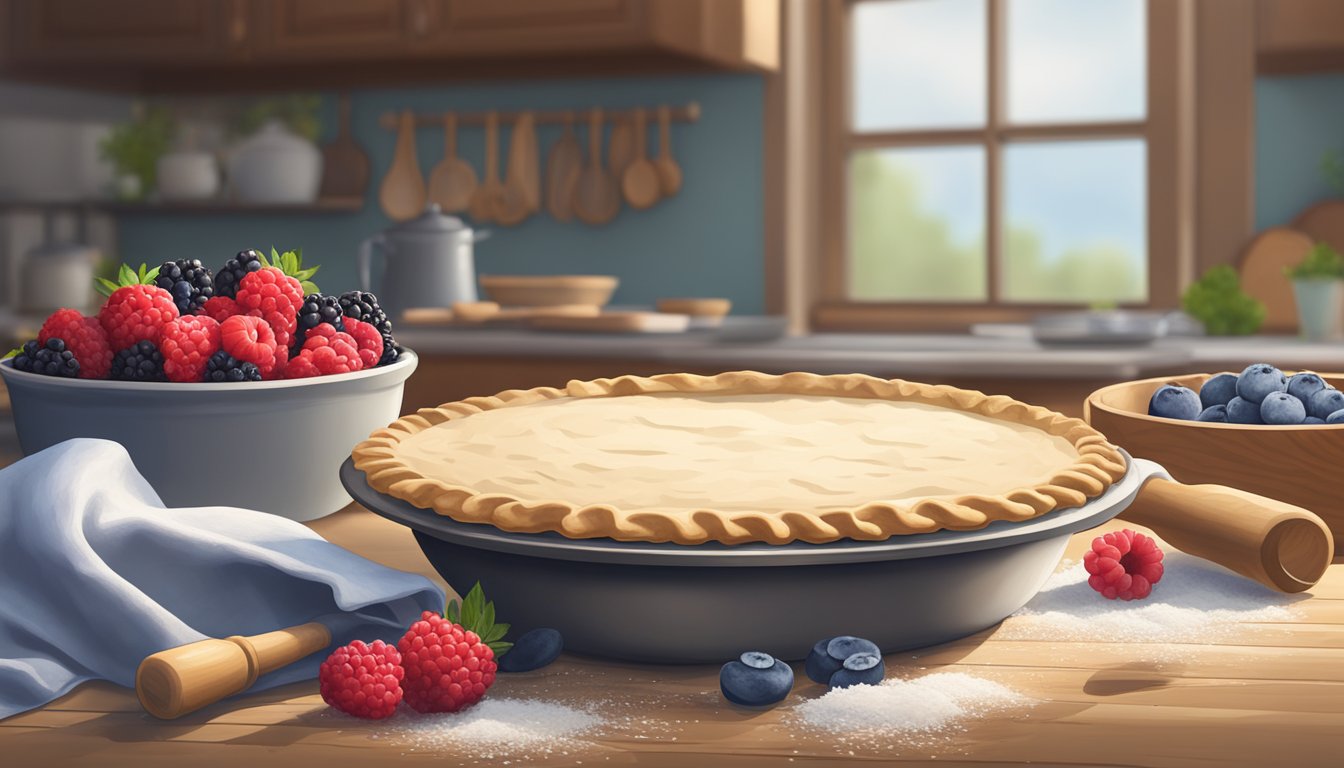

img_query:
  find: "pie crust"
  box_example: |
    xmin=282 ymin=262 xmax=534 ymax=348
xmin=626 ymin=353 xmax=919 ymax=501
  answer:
xmin=352 ymin=371 xmax=1127 ymax=545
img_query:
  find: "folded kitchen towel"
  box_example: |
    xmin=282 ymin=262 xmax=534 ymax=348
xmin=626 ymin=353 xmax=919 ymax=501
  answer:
xmin=0 ymin=438 xmax=445 ymax=720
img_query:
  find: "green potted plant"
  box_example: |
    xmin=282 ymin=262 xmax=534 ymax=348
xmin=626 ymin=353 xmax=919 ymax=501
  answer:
xmin=1181 ymin=265 xmax=1265 ymax=336
xmin=98 ymin=105 xmax=175 ymax=201
xmin=1285 ymin=242 xmax=1344 ymax=341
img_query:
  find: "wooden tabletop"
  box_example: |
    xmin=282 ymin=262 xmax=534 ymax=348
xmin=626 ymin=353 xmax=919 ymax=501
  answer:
xmin=2 ymin=507 xmax=1341 ymax=767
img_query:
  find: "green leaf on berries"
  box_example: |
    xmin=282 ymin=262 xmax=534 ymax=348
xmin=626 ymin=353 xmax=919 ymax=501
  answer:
xmin=3 ymin=347 xmax=19 ymax=360
xmin=446 ymin=582 xmax=513 ymax=656
xmin=266 ymin=246 xmax=321 ymax=294
xmin=97 ymin=262 xmax=161 ymax=296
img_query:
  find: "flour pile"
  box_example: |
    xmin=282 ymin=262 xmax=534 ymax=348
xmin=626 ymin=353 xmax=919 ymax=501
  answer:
xmin=1001 ymin=550 xmax=1299 ymax=643
xmin=795 ymin=672 xmax=1025 ymax=736
xmin=388 ymin=698 xmax=604 ymax=760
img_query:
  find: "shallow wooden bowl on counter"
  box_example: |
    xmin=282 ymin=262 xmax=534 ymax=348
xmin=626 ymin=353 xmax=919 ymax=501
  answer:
xmin=479 ymin=274 xmax=618 ymax=307
xmin=1086 ymin=373 xmax=1344 ymax=558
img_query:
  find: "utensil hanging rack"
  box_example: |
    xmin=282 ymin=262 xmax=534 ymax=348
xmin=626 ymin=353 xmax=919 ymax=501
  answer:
xmin=378 ymin=102 xmax=701 ymax=130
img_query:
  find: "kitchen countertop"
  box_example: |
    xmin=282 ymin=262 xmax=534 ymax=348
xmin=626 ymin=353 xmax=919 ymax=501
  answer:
xmin=2 ymin=504 xmax=1340 ymax=767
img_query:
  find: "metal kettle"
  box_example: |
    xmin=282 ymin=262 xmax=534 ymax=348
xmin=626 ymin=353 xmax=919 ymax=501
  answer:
xmin=358 ymin=204 xmax=489 ymax=320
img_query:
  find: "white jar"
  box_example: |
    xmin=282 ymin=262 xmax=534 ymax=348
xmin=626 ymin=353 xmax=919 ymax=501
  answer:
xmin=229 ymin=120 xmax=323 ymax=204
xmin=157 ymin=150 xmax=220 ymax=201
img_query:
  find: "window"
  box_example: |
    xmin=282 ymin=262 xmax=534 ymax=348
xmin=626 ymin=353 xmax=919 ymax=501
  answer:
xmin=817 ymin=0 xmax=1181 ymax=329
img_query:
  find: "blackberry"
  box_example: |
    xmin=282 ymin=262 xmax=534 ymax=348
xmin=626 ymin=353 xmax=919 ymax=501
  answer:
xmin=154 ymin=258 xmax=215 ymax=315
xmin=204 ymin=349 xmax=262 ymax=382
xmin=215 ymin=248 xmax=265 ymax=299
xmin=293 ymin=293 xmax=346 ymax=353
xmin=12 ymin=338 xmax=79 ymax=378
xmin=110 ymin=340 xmax=167 ymax=382
xmin=338 ymin=290 xmax=399 ymax=366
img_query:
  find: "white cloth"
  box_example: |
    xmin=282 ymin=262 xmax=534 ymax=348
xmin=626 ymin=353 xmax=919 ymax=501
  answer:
xmin=0 ymin=438 xmax=444 ymax=720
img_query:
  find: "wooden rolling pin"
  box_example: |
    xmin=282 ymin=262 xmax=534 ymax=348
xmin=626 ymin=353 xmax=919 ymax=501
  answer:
xmin=1120 ymin=478 xmax=1334 ymax=594
xmin=136 ymin=622 xmax=331 ymax=719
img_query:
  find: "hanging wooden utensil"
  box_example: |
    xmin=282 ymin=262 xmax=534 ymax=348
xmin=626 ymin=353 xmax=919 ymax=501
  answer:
xmin=607 ymin=114 xmax=636 ymax=181
xmin=493 ymin=111 xmax=532 ymax=226
xmin=655 ymin=104 xmax=683 ymax=198
xmin=318 ymin=93 xmax=370 ymax=200
xmin=621 ymin=107 xmax=660 ymax=210
xmin=546 ymin=111 xmax=583 ymax=222
xmin=468 ymin=111 xmax=504 ymax=224
xmin=379 ymin=110 xmax=427 ymax=221
xmin=573 ymin=108 xmax=620 ymax=226
xmin=505 ymin=110 xmax=541 ymax=213
xmin=427 ymin=112 xmax=478 ymax=213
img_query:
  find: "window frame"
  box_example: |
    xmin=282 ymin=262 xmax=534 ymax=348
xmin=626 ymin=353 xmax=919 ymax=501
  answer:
xmin=812 ymin=0 xmax=1186 ymax=331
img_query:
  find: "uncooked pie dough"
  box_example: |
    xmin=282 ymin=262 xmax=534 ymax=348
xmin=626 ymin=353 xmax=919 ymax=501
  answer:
xmin=392 ymin=393 xmax=1082 ymax=513
xmin=353 ymin=371 xmax=1127 ymax=544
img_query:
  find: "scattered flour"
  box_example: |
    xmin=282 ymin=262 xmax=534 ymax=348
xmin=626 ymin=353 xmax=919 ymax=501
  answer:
xmin=386 ymin=698 xmax=604 ymax=761
xmin=1000 ymin=550 xmax=1300 ymax=643
xmin=795 ymin=672 xmax=1026 ymax=736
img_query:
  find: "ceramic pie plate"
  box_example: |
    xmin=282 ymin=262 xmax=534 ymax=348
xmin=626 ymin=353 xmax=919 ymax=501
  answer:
xmin=341 ymin=450 xmax=1160 ymax=663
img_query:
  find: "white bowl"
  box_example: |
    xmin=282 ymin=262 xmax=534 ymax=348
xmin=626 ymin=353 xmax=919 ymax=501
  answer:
xmin=0 ymin=351 xmax=418 ymax=521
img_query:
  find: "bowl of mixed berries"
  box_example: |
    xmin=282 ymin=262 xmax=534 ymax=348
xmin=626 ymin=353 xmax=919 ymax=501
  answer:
xmin=0 ymin=248 xmax=417 ymax=521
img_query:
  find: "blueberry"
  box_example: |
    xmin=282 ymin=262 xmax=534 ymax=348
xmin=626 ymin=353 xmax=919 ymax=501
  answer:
xmin=1226 ymin=397 xmax=1263 ymax=424
xmin=1196 ymin=404 xmax=1228 ymax=422
xmin=1287 ymin=372 xmax=1328 ymax=404
xmin=830 ymin=652 xmax=885 ymax=689
xmin=826 ymin=636 xmax=881 ymax=663
xmin=1328 ymin=410 xmax=1344 ymax=424
xmin=1236 ymin=364 xmax=1287 ymax=404
xmin=1260 ymin=392 xmax=1306 ymax=425
xmin=1304 ymin=417 xmax=1326 ymax=424
xmin=1308 ymin=389 xmax=1344 ymax=420
xmin=805 ymin=637 xmax=843 ymax=683
xmin=719 ymin=651 xmax=794 ymax=707
xmin=1148 ymin=384 xmax=1201 ymax=420
xmin=497 ymin=628 xmax=563 ymax=673
xmin=1199 ymin=373 xmax=1240 ymax=409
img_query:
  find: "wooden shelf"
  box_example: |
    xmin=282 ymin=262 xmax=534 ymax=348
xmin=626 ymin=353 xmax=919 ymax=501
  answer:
xmin=0 ymin=197 xmax=365 ymax=216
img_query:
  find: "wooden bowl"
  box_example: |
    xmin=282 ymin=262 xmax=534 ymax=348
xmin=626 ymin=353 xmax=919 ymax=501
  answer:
xmin=479 ymin=275 xmax=618 ymax=307
xmin=1087 ymin=372 xmax=1344 ymax=558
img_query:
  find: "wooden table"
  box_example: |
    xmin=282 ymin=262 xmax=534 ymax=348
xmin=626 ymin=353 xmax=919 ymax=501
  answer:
xmin=2 ymin=506 xmax=1341 ymax=767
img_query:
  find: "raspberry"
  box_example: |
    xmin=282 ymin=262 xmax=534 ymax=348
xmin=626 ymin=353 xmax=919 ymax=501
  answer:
xmin=293 ymin=293 xmax=346 ymax=353
xmin=318 ymin=639 xmax=404 ymax=720
xmin=219 ymin=314 xmax=281 ymax=379
xmin=343 ymin=318 xmax=384 ymax=370
xmin=158 ymin=315 xmax=221 ymax=383
xmin=235 ymin=267 xmax=303 ymax=351
xmin=284 ymin=324 xmax=363 ymax=378
xmin=398 ymin=610 xmax=498 ymax=713
xmin=39 ymin=308 xmax=112 ymax=379
xmin=98 ymin=284 xmax=179 ymax=352
xmin=1084 ymin=528 xmax=1165 ymax=601
xmin=202 ymin=296 xmax=240 ymax=323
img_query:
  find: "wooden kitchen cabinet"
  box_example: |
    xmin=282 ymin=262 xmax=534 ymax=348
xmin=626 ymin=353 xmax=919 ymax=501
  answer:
xmin=0 ymin=0 xmax=777 ymax=91
xmin=1257 ymin=0 xmax=1344 ymax=74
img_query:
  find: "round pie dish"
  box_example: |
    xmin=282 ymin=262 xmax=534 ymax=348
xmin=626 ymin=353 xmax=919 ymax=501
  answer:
xmin=1 ymin=350 xmax=418 ymax=521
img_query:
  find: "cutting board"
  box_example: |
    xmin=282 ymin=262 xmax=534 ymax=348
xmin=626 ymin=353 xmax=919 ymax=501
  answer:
xmin=318 ymin=93 xmax=370 ymax=199
xmin=530 ymin=311 xmax=691 ymax=333
xmin=1238 ymin=227 xmax=1314 ymax=333
xmin=401 ymin=303 xmax=600 ymax=327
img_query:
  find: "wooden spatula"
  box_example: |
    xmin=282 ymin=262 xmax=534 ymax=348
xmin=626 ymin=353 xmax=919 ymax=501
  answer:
xmin=607 ymin=114 xmax=636 ymax=182
xmin=574 ymin=108 xmax=620 ymax=226
xmin=546 ymin=112 xmax=583 ymax=222
xmin=506 ymin=110 xmax=541 ymax=213
xmin=427 ymin=112 xmax=478 ymax=213
xmin=379 ymin=110 xmax=426 ymax=221
xmin=622 ymin=107 xmax=660 ymax=210
xmin=468 ymin=111 xmax=504 ymax=224
xmin=655 ymin=105 xmax=683 ymax=198
xmin=318 ymin=93 xmax=370 ymax=200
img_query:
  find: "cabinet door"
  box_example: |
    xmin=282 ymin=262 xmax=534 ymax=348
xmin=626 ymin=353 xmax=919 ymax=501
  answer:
xmin=8 ymin=0 xmax=229 ymax=63
xmin=435 ymin=0 xmax=646 ymax=55
xmin=252 ymin=0 xmax=419 ymax=58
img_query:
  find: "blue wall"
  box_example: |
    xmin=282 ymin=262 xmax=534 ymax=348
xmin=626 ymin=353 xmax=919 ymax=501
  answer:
xmin=1255 ymin=73 xmax=1344 ymax=229
xmin=117 ymin=74 xmax=766 ymax=313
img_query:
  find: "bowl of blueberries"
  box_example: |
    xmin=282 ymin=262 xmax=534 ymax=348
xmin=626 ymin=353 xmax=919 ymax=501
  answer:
xmin=1086 ymin=363 xmax=1344 ymax=553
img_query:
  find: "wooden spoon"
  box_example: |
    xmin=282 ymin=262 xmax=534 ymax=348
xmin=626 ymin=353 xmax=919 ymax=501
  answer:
xmin=427 ymin=112 xmax=478 ymax=213
xmin=546 ymin=112 xmax=583 ymax=221
xmin=379 ymin=110 xmax=426 ymax=221
xmin=573 ymin=108 xmax=620 ymax=226
xmin=468 ymin=111 xmax=504 ymax=224
xmin=655 ymin=104 xmax=683 ymax=197
xmin=607 ymin=114 xmax=636 ymax=180
xmin=505 ymin=110 xmax=541 ymax=213
xmin=492 ymin=112 xmax=533 ymax=226
xmin=621 ymin=107 xmax=660 ymax=210
xmin=318 ymin=93 xmax=370 ymax=199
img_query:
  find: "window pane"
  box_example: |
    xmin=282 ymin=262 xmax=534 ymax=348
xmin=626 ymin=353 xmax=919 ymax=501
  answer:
xmin=849 ymin=146 xmax=987 ymax=301
xmin=1005 ymin=0 xmax=1145 ymax=124
xmin=1001 ymin=139 xmax=1146 ymax=304
xmin=852 ymin=0 xmax=987 ymax=131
